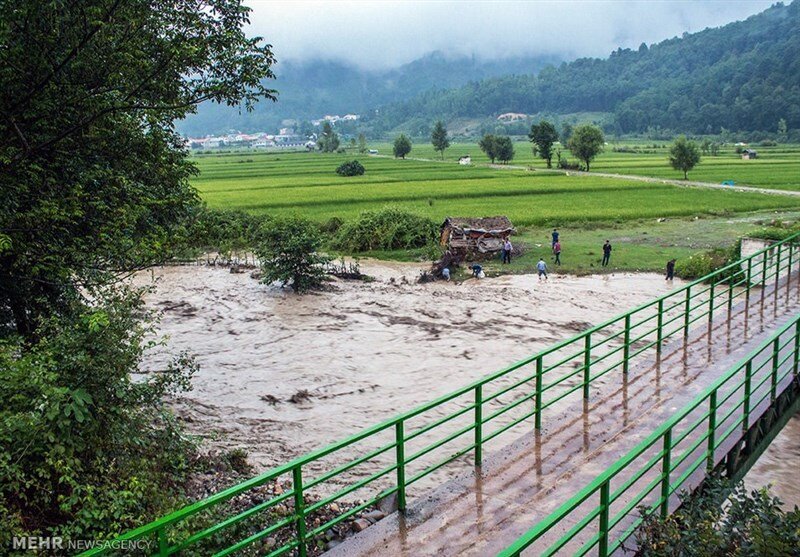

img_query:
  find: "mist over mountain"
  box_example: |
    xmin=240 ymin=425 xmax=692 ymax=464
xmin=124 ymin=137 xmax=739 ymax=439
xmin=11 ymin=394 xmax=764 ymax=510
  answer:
xmin=369 ymin=1 xmax=800 ymax=136
xmin=176 ymin=51 xmax=561 ymax=136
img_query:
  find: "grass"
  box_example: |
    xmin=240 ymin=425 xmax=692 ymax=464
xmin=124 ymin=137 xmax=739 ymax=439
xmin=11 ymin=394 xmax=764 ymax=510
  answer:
xmin=190 ymin=146 xmax=800 ymax=273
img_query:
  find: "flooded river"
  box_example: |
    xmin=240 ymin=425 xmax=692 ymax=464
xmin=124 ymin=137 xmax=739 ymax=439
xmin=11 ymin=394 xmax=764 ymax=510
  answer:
xmin=135 ymin=262 xmax=800 ymax=507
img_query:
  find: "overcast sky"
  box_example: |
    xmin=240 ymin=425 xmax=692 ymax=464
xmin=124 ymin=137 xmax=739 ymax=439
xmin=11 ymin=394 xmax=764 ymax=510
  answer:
xmin=246 ymin=0 xmax=777 ymax=69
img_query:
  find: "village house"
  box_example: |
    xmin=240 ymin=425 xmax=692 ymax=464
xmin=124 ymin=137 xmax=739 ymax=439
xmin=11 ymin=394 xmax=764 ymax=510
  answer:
xmin=458 ymin=155 xmax=471 ymax=165
xmin=741 ymin=149 xmax=758 ymax=160
xmin=439 ymin=216 xmax=515 ymax=259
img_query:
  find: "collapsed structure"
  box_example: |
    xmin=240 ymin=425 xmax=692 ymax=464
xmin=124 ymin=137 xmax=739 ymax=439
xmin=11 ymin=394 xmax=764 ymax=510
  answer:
xmin=439 ymin=216 xmax=515 ymax=259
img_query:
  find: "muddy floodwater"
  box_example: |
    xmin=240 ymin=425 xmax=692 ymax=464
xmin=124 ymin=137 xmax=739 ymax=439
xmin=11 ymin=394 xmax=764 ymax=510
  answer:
xmin=135 ymin=262 xmax=800 ymax=507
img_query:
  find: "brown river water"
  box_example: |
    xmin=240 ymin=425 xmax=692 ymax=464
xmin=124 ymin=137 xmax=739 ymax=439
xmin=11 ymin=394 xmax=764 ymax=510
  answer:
xmin=134 ymin=262 xmax=800 ymax=508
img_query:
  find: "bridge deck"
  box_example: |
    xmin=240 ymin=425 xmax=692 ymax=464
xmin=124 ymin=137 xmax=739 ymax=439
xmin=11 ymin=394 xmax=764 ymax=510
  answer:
xmin=327 ymin=278 xmax=800 ymax=556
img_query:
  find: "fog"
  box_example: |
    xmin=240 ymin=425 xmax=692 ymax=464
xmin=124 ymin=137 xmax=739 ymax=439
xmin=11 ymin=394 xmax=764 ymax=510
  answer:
xmin=247 ymin=0 xmax=776 ymax=69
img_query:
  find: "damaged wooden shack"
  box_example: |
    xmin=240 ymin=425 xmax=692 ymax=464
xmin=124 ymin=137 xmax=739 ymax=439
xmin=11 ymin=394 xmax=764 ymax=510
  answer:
xmin=439 ymin=216 xmax=516 ymax=260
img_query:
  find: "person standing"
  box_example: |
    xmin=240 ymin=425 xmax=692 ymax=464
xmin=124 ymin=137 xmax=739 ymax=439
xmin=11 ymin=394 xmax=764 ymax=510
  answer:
xmin=601 ymin=240 xmax=612 ymax=267
xmin=502 ymin=237 xmax=513 ymax=264
xmin=553 ymin=240 xmax=562 ymax=265
xmin=552 ymin=228 xmax=559 ymax=248
xmin=537 ymin=258 xmax=548 ymax=280
xmin=666 ymin=259 xmax=676 ymax=281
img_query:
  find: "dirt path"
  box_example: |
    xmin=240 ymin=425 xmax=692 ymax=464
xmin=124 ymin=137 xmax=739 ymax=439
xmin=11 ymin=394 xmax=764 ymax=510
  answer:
xmin=371 ymin=154 xmax=800 ymax=197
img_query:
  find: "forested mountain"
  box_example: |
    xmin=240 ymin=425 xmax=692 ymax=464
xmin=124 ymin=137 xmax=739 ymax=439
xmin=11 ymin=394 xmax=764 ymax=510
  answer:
xmin=369 ymin=1 xmax=800 ymax=135
xmin=176 ymin=51 xmax=560 ymax=136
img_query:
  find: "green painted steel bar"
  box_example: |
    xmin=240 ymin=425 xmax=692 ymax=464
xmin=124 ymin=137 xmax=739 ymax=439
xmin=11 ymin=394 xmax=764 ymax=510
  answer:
xmin=660 ymin=429 xmax=672 ymax=519
xmin=707 ymin=390 xmax=717 ymax=472
xmin=598 ymin=481 xmax=610 ymax=557
xmin=535 ymin=356 xmax=543 ymax=430
xmin=795 ymin=321 xmax=800 ymax=377
xmin=583 ymin=333 xmax=592 ymax=399
xmin=500 ymin=313 xmax=800 ymax=557
xmin=474 ymin=385 xmax=483 ymax=466
xmin=292 ymin=466 xmax=307 ymax=557
xmin=395 ymin=421 xmax=406 ymax=512
xmin=708 ymin=277 xmax=716 ymax=324
xmin=84 ymin=232 xmax=800 ymax=557
xmin=157 ymin=528 xmax=167 ymax=557
xmin=771 ymin=337 xmax=780 ymax=402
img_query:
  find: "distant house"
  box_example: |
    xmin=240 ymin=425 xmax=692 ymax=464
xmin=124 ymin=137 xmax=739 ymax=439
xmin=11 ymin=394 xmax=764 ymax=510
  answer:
xmin=368 ymin=149 xmax=378 ymax=155
xmin=497 ymin=112 xmax=527 ymax=122
xmin=440 ymin=216 xmax=515 ymax=259
xmin=742 ymin=149 xmax=758 ymax=160
xmin=458 ymin=155 xmax=471 ymax=165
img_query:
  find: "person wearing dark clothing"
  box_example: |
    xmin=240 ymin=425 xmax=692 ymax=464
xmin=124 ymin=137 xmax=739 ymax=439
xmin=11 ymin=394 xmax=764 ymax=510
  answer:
xmin=471 ymin=264 xmax=483 ymax=278
xmin=552 ymin=229 xmax=559 ymax=248
xmin=666 ymin=259 xmax=676 ymax=280
xmin=502 ymin=238 xmax=513 ymax=264
xmin=601 ymin=240 xmax=612 ymax=266
xmin=553 ymin=241 xmax=562 ymax=265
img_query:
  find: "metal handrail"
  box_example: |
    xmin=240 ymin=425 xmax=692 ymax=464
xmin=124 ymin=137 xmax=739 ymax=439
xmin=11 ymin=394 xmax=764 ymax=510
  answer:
xmin=81 ymin=232 xmax=799 ymax=556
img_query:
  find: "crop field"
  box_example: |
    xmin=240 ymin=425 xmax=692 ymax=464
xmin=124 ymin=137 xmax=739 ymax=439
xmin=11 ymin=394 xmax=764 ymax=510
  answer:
xmin=192 ymin=150 xmax=800 ymax=227
xmin=369 ymin=141 xmax=800 ymax=190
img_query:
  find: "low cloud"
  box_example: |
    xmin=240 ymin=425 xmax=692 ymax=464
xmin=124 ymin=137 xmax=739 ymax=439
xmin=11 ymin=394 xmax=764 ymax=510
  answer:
xmin=247 ymin=0 xmax=776 ymax=69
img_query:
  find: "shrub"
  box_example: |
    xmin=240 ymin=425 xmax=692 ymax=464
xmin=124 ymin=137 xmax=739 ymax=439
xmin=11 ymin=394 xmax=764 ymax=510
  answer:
xmin=319 ymin=216 xmax=344 ymax=234
xmin=331 ymin=206 xmax=438 ymax=252
xmin=759 ymin=139 xmax=778 ymax=147
xmin=675 ymin=244 xmax=740 ymax=282
xmin=255 ymin=217 xmax=330 ymax=292
xmin=335 ymin=160 xmax=365 ymax=177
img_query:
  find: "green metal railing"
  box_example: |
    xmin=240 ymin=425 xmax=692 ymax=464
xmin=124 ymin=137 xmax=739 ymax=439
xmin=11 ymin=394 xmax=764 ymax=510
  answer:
xmin=83 ymin=232 xmax=800 ymax=557
xmin=499 ymin=306 xmax=800 ymax=557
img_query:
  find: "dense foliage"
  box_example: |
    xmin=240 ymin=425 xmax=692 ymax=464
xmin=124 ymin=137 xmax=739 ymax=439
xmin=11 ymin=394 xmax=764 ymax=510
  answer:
xmin=431 ymin=121 xmax=450 ymax=159
xmin=0 ymin=290 xmax=197 ymax=545
xmin=675 ymin=244 xmax=740 ymax=281
xmin=255 ymin=217 xmax=330 ymax=292
xmin=317 ymin=122 xmax=340 ymax=152
xmin=494 ymin=136 xmax=515 ymax=164
xmin=393 ymin=134 xmax=412 ymax=158
xmin=529 ymin=120 xmax=559 ymax=168
xmin=331 ymin=206 xmax=438 ymax=252
xmin=0 ymin=0 xmax=276 ymax=339
xmin=568 ymin=125 xmax=605 ymax=171
xmin=636 ymin=480 xmax=800 ymax=556
xmin=669 ymin=136 xmax=702 ymax=179
xmin=370 ymin=2 xmax=800 ymax=136
xmin=336 ymin=160 xmax=366 ymax=176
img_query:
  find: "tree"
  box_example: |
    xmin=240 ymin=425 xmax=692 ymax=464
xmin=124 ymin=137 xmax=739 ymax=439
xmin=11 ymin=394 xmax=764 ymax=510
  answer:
xmin=561 ymin=123 xmax=574 ymax=144
xmin=393 ymin=134 xmax=412 ymax=159
xmin=710 ymin=142 xmax=720 ymax=156
xmin=349 ymin=138 xmax=356 ymax=149
xmin=431 ymin=120 xmax=450 ymax=159
xmin=317 ymin=121 xmax=340 ymax=152
xmin=669 ymin=136 xmax=701 ymax=179
xmin=529 ymin=120 xmax=559 ymax=168
xmin=778 ymin=117 xmax=788 ymax=138
xmin=495 ymin=136 xmax=515 ymax=164
xmin=256 ymin=217 xmax=330 ymax=293
xmin=567 ymin=125 xmax=605 ymax=171
xmin=336 ymin=160 xmax=365 ymax=176
xmin=479 ymin=134 xmax=499 ymax=163
xmin=358 ymin=133 xmax=367 ymax=153
xmin=0 ymin=0 xmax=276 ymax=340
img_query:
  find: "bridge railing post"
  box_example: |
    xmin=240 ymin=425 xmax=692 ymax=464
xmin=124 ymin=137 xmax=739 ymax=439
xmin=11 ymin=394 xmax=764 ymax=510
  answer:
xmin=474 ymin=385 xmax=483 ymax=466
xmin=292 ymin=465 xmax=308 ymax=557
xmin=743 ymin=361 xmax=752 ymax=432
xmin=707 ymin=389 xmax=717 ymax=472
xmin=708 ymin=277 xmax=716 ymax=324
xmin=395 ymin=421 xmax=406 ymax=513
xmin=660 ymin=428 xmax=672 ymax=519
xmin=583 ymin=333 xmax=591 ymax=400
xmin=746 ymin=259 xmax=752 ymax=304
xmin=771 ymin=338 xmax=780 ymax=402
xmin=683 ymin=287 xmax=691 ymax=337
xmin=794 ymin=320 xmax=800 ymax=378
xmin=623 ymin=314 xmax=631 ymax=374
xmin=656 ymin=300 xmax=664 ymax=354
xmin=598 ymin=480 xmax=610 ymax=557
xmin=535 ymin=356 xmax=543 ymax=430
xmin=157 ymin=528 xmax=168 ymax=557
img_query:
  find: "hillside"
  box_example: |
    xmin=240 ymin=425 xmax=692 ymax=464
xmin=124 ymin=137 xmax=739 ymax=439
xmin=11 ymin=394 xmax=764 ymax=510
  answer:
xmin=369 ymin=1 xmax=800 ymax=136
xmin=176 ymin=51 xmax=560 ymax=136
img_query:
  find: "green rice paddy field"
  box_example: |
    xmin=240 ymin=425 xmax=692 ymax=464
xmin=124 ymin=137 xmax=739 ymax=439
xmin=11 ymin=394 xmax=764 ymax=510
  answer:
xmin=192 ymin=148 xmax=800 ymax=226
xmin=192 ymin=145 xmax=800 ymax=271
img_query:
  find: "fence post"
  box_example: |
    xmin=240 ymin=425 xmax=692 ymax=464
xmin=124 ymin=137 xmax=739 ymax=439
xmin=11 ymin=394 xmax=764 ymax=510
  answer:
xmin=535 ymin=356 xmax=543 ymax=430
xmin=657 ymin=299 xmax=664 ymax=354
xmin=727 ymin=274 xmax=734 ymax=314
xmin=158 ymin=528 xmax=168 ymax=557
xmin=584 ymin=333 xmax=592 ymax=400
xmin=707 ymin=390 xmax=717 ymax=472
xmin=746 ymin=259 xmax=752 ymax=304
xmin=660 ymin=428 xmax=672 ymax=519
xmin=293 ymin=465 xmax=308 ymax=557
xmin=395 ymin=421 xmax=406 ymax=512
xmin=771 ymin=338 xmax=779 ymax=402
xmin=684 ymin=287 xmax=691 ymax=337
xmin=474 ymin=385 xmax=483 ymax=466
xmin=598 ymin=480 xmax=610 ymax=557
xmin=743 ymin=361 xmax=752 ymax=432
xmin=708 ymin=277 xmax=716 ymax=324
xmin=762 ymin=252 xmax=768 ymax=302
xmin=623 ymin=314 xmax=631 ymax=374
xmin=788 ymin=243 xmax=794 ymax=287
xmin=794 ymin=320 xmax=800 ymax=378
